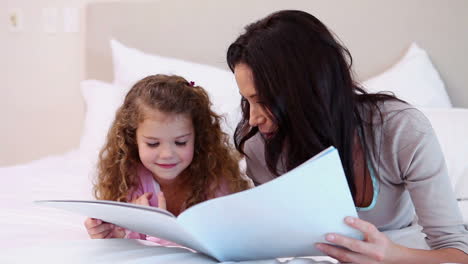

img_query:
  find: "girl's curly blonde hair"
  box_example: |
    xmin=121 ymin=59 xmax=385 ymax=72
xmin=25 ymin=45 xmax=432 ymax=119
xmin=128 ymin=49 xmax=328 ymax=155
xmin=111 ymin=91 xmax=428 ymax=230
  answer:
xmin=94 ymin=74 xmax=249 ymax=209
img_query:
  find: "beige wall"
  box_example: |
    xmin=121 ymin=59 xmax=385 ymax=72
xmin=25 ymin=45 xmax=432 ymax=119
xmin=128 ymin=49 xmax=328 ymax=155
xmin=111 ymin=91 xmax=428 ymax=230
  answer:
xmin=1 ymin=0 xmax=467 ymax=166
xmin=0 ymin=0 xmax=98 ymax=166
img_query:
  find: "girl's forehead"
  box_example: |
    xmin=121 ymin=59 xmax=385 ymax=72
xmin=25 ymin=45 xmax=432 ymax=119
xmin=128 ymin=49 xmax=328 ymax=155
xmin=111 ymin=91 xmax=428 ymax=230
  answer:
xmin=143 ymin=109 xmax=191 ymax=124
xmin=138 ymin=109 xmax=193 ymax=135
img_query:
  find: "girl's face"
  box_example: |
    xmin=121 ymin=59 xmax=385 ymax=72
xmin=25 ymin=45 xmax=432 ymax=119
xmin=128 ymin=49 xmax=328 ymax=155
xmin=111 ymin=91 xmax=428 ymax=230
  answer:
xmin=136 ymin=110 xmax=195 ymax=184
xmin=234 ymin=63 xmax=276 ymax=138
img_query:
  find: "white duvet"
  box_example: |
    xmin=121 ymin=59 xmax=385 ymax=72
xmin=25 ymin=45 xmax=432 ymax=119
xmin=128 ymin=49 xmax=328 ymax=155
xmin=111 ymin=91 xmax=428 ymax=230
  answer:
xmin=0 ymin=150 xmax=92 ymax=249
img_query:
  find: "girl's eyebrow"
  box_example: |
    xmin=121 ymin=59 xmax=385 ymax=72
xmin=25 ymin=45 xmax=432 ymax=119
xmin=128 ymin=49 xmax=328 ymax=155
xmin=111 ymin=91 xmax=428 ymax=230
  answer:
xmin=143 ymin=133 xmax=192 ymax=140
xmin=175 ymin=133 xmax=192 ymax=139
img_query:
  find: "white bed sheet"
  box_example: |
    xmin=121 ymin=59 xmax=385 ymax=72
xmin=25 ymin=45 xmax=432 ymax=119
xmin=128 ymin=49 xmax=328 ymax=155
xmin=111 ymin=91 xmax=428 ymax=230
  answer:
xmin=0 ymin=149 xmax=94 ymax=249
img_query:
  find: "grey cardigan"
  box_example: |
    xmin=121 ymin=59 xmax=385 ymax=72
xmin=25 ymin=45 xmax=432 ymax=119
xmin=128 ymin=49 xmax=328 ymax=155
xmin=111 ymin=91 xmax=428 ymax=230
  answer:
xmin=243 ymin=100 xmax=468 ymax=253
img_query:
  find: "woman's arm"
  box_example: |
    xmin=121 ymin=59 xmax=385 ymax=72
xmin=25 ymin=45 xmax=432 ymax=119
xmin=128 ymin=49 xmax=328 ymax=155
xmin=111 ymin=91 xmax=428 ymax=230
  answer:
xmin=399 ymin=247 xmax=467 ymax=264
xmin=316 ymin=216 xmax=468 ymax=264
xmin=317 ymin=108 xmax=468 ymax=263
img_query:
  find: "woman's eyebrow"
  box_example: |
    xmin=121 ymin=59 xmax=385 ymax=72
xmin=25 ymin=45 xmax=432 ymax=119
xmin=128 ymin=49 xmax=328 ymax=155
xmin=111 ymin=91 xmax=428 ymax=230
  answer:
xmin=239 ymin=92 xmax=257 ymax=99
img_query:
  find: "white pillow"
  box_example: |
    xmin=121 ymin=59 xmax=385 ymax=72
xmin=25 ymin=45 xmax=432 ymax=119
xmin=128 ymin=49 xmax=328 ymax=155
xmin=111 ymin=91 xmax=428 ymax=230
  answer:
xmin=110 ymin=39 xmax=241 ymax=137
xmin=363 ymin=43 xmax=452 ymax=108
xmin=79 ymin=80 xmax=128 ymax=161
xmin=420 ymin=107 xmax=468 ymax=222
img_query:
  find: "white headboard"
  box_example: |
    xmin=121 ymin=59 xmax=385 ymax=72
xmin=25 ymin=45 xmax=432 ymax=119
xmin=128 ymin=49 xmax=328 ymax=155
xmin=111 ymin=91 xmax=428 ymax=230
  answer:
xmin=85 ymin=0 xmax=468 ymax=107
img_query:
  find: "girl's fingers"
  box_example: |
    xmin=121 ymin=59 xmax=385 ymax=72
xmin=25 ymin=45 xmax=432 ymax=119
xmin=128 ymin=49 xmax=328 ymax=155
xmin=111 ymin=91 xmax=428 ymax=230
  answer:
xmin=158 ymin=192 xmax=166 ymax=210
xmin=142 ymin=192 xmax=153 ymax=200
xmin=88 ymin=223 xmax=114 ymax=236
xmin=92 ymin=228 xmax=113 ymax=239
xmin=113 ymin=226 xmax=126 ymax=239
xmin=103 ymin=230 xmax=115 ymax=239
xmin=134 ymin=192 xmax=152 ymax=206
xmin=84 ymin=217 xmax=102 ymax=229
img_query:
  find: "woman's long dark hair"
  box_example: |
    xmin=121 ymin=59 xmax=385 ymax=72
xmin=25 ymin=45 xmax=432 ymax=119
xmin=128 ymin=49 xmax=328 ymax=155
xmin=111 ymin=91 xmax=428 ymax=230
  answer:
xmin=227 ymin=10 xmax=401 ymax=201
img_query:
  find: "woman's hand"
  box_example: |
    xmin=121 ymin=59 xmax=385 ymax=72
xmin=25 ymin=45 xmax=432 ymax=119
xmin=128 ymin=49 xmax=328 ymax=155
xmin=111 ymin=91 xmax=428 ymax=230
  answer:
xmin=315 ymin=216 xmax=402 ymax=264
xmin=84 ymin=217 xmax=125 ymax=239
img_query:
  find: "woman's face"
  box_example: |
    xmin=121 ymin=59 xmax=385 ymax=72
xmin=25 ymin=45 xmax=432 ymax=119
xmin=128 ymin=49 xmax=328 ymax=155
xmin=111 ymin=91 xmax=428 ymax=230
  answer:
xmin=234 ymin=63 xmax=276 ymax=138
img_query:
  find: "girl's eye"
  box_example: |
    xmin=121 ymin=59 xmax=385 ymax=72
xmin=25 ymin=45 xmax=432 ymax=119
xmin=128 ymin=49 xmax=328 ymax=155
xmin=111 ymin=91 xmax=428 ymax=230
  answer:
xmin=146 ymin=142 xmax=159 ymax=147
xmin=175 ymin=141 xmax=187 ymax=146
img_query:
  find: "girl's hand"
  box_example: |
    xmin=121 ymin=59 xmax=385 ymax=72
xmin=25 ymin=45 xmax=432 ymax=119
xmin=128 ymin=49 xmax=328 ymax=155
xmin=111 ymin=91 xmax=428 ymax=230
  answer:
xmin=315 ymin=216 xmax=401 ymax=264
xmin=131 ymin=191 xmax=167 ymax=210
xmin=157 ymin=192 xmax=166 ymax=210
xmin=131 ymin=192 xmax=153 ymax=206
xmin=84 ymin=217 xmax=125 ymax=239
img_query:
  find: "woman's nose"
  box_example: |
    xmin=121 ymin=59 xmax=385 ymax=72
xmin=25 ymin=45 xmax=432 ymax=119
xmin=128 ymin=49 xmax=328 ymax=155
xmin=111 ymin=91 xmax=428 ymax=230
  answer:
xmin=249 ymin=107 xmax=266 ymax=127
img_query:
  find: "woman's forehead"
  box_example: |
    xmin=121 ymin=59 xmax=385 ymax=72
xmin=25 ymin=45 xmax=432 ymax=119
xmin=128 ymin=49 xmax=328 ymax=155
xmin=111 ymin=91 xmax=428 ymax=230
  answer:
xmin=234 ymin=63 xmax=256 ymax=97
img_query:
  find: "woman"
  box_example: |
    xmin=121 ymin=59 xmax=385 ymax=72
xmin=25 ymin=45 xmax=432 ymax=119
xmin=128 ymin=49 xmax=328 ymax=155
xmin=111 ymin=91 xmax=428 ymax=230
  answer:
xmin=227 ymin=10 xmax=468 ymax=263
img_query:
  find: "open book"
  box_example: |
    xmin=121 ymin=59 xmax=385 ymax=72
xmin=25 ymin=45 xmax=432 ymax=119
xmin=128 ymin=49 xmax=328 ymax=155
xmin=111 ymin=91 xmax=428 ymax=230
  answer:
xmin=36 ymin=146 xmax=362 ymax=262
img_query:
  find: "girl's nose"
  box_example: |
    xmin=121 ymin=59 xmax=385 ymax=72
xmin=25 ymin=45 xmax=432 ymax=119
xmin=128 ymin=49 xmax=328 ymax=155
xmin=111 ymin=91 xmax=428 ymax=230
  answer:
xmin=159 ymin=144 xmax=174 ymax=159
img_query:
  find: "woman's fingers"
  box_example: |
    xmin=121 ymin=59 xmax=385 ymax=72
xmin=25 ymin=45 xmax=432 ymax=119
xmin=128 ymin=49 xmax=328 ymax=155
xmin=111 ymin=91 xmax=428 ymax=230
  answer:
xmin=315 ymin=216 xmax=396 ymax=263
xmin=344 ymin=216 xmax=380 ymax=241
xmin=323 ymin=233 xmax=377 ymax=259
xmin=157 ymin=192 xmax=166 ymax=210
xmin=315 ymin=243 xmax=375 ymax=264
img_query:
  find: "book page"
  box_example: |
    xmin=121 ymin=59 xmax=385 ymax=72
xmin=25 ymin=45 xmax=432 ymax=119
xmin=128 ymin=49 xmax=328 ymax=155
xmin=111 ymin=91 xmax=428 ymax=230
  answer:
xmin=178 ymin=147 xmax=362 ymax=262
xmin=35 ymin=200 xmax=211 ymax=255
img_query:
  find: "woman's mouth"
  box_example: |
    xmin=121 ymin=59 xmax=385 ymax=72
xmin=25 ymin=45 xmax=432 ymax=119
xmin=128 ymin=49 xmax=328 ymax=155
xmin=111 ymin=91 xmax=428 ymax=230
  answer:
xmin=261 ymin=132 xmax=275 ymax=139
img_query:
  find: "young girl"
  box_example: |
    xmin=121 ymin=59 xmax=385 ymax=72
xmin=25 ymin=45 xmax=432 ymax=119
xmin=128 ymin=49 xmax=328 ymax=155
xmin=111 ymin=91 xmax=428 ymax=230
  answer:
xmin=84 ymin=74 xmax=251 ymax=243
xmin=227 ymin=10 xmax=468 ymax=264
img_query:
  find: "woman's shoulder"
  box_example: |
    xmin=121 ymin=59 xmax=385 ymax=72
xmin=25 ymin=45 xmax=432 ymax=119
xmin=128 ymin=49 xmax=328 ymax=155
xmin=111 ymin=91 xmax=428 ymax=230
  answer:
xmin=362 ymin=99 xmax=433 ymax=134
xmin=360 ymin=100 xmax=439 ymax=179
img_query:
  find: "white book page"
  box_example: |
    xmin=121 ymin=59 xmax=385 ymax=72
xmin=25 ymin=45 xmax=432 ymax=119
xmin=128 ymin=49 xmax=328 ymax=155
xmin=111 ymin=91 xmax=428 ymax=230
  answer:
xmin=178 ymin=147 xmax=361 ymax=262
xmin=35 ymin=200 xmax=211 ymax=255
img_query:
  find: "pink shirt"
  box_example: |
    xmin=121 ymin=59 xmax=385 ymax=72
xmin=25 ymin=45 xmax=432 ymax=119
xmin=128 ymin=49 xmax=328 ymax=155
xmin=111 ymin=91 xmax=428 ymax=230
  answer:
xmin=124 ymin=165 xmax=231 ymax=246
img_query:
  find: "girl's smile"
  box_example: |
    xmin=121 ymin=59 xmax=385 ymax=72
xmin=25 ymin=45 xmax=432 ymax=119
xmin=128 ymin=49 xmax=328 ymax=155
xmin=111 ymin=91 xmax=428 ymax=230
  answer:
xmin=155 ymin=163 xmax=178 ymax=169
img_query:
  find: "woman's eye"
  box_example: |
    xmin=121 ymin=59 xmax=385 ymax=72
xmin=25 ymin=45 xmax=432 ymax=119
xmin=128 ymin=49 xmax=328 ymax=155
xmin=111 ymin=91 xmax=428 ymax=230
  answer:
xmin=146 ymin=142 xmax=159 ymax=147
xmin=175 ymin=141 xmax=187 ymax=146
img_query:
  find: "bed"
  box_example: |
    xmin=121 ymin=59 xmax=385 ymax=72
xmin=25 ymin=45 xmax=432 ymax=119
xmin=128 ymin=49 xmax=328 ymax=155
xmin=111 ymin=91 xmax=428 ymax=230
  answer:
xmin=1 ymin=1 xmax=467 ymax=263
